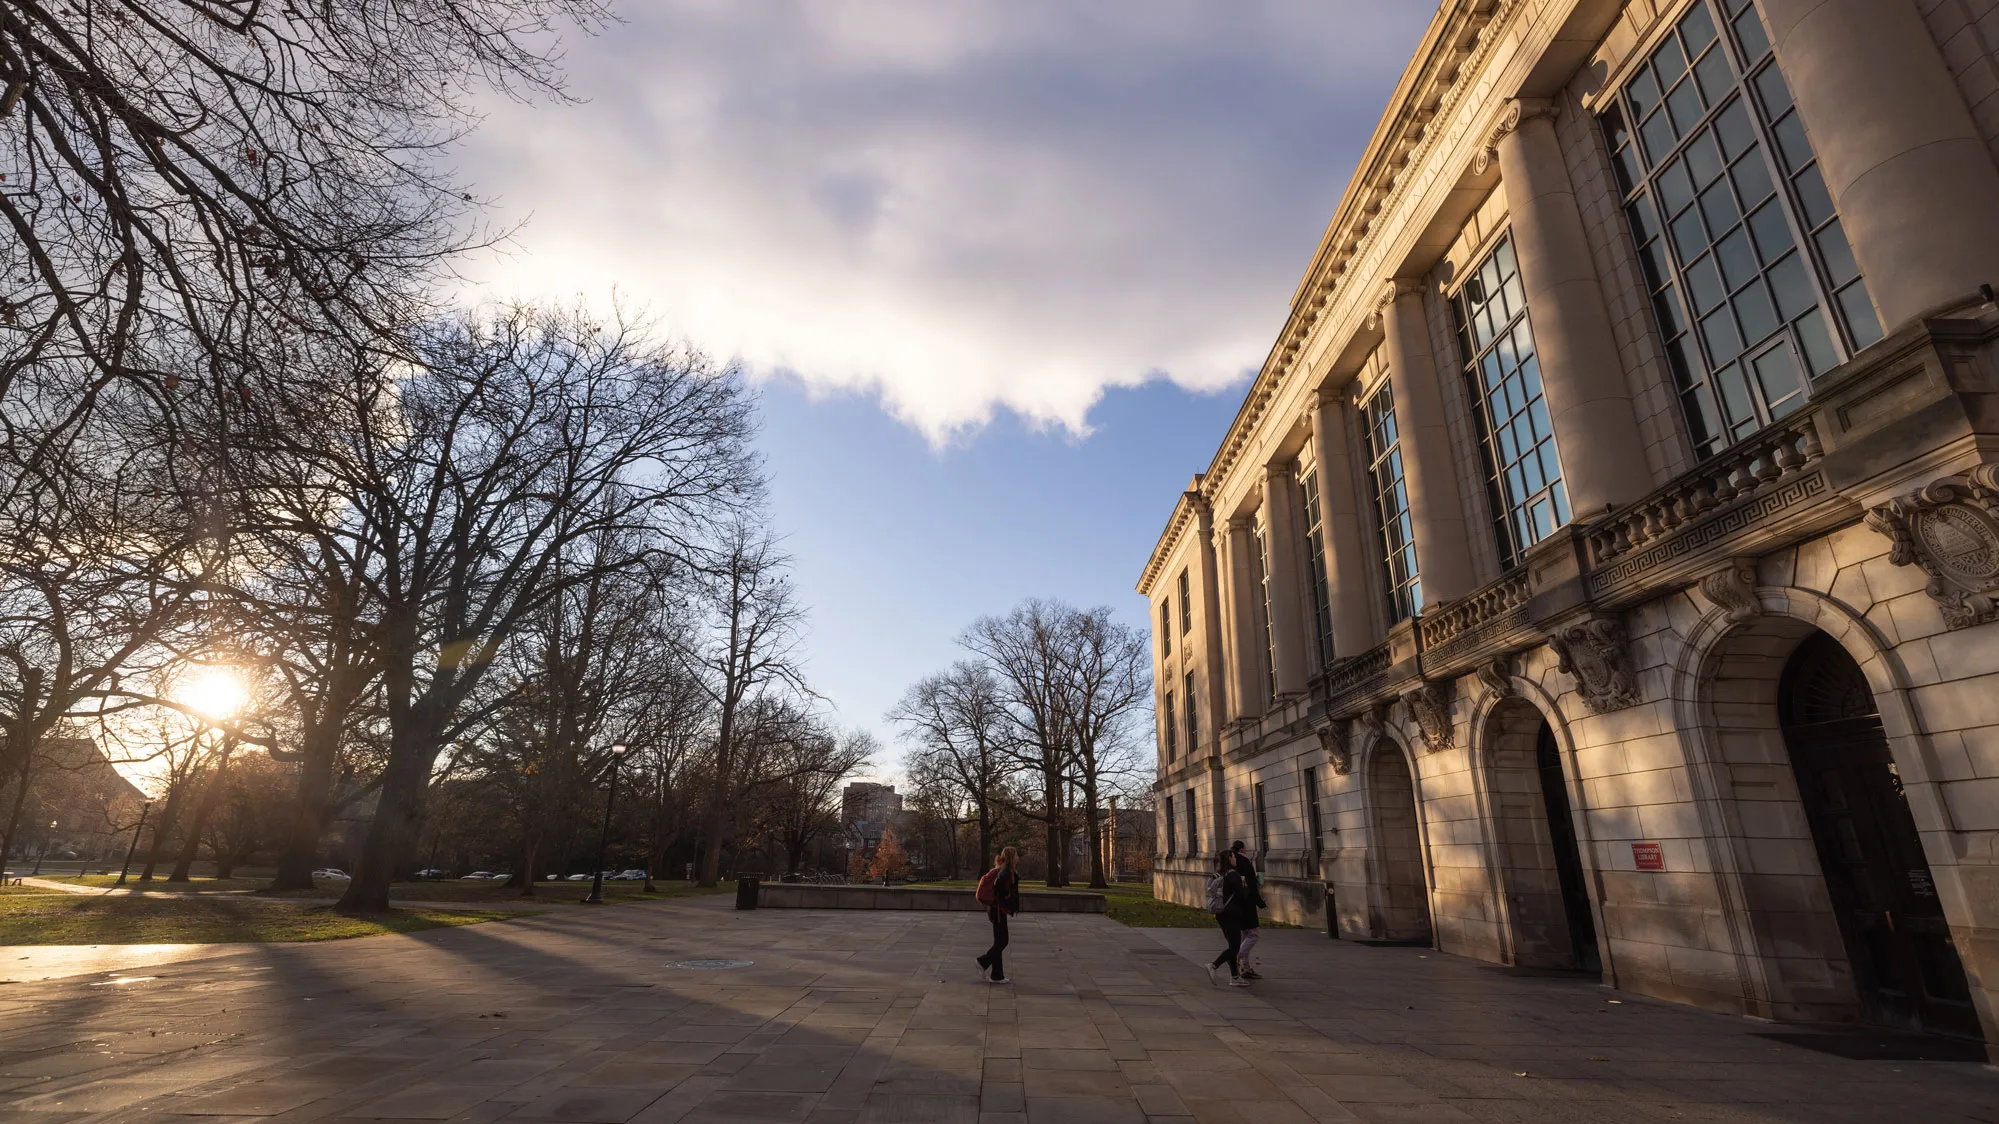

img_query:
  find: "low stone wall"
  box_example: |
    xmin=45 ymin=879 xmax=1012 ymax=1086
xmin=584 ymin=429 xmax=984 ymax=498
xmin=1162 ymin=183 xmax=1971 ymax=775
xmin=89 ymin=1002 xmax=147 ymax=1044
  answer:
xmin=755 ymin=884 xmax=1106 ymax=913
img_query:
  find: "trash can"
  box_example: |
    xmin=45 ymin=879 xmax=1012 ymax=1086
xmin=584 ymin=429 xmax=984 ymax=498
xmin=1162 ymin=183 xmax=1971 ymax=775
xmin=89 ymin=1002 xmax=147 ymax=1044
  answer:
xmin=735 ymin=875 xmax=761 ymax=910
xmin=1324 ymin=883 xmax=1339 ymax=939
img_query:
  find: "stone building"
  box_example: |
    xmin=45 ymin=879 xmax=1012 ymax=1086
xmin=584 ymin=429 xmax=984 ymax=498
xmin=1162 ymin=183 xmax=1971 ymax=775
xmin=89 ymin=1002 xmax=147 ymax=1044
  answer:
xmin=1138 ymin=0 xmax=1999 ymax=1053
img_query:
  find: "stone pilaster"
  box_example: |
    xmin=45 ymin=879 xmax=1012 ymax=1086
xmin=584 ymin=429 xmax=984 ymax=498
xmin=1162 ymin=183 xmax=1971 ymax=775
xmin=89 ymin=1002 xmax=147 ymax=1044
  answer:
xmin=1194 ymin=499 xmax=1228 ymax=755
xmin=1309 ymin=390 xmax=1381 ymax=655
xmin=1763 ymin=0 xmax=1999 ymax=331
xmin=1491 ymin=99 xmax=1653 ymax=517
xmin=1262 ymin=465 xmax=1310 ymax=696
xmin=1223 ymin=516 xmax=1266 ymax=721
xmin=1380 ymin=279 xmax=1477 ymax=604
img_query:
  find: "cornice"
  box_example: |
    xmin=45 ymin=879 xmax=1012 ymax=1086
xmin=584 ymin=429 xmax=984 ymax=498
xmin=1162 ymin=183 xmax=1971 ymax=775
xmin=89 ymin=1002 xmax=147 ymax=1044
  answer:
xmin=1135 ymin=485 xmax=1208 ymax=596
xmin=1196 ymin=0 xmax=1522 ymax=506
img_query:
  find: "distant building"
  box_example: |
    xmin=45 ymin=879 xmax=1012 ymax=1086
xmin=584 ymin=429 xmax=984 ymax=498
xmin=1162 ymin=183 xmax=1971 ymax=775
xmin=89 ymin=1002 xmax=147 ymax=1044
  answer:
xmin=840 ymin=781 xmax=904 ymax=858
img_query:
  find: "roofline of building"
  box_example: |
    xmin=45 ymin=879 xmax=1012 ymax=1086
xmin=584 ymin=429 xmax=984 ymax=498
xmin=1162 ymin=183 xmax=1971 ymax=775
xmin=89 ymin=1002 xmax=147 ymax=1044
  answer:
xmin=1137 ymin=0 xmax=1519 ymax=593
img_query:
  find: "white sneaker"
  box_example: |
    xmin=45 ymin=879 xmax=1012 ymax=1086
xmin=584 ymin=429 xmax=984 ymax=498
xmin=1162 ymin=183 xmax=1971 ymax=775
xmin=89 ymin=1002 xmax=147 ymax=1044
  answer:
xmin=1229 ymin=976 xmax=1250 ymax=987
xmin=989 ymin=976 xmax=1012 ymax=985
xmin=1205 ymin=963 xmax=1218 ymax=987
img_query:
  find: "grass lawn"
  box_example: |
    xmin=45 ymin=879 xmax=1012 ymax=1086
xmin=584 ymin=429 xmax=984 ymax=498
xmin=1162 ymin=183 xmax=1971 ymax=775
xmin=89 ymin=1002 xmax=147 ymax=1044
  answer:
xmin=45 ymin=874 xmax=730 ymax=905
xmin=902 ymin=878 xmax=1298 ymax=930
xmin=0 ymin=886 xmax=510 ymax=945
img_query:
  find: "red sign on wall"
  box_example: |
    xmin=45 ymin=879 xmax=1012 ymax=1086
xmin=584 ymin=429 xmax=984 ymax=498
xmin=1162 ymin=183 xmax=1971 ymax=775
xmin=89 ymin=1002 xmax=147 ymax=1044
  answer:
xmin=1632 ymin=842 xmax=1665 ymax=871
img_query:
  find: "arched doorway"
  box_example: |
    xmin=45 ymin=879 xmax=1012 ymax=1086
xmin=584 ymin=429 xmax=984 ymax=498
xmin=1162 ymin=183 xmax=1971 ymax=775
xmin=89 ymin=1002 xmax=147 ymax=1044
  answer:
xmin=1482 ymin=698 xmax=1600 ymax=971
xmin=1779 ymin=633 xmax=1979 ymax=1038
xmin=1368 ymin=744 xmax=1432 ymax=943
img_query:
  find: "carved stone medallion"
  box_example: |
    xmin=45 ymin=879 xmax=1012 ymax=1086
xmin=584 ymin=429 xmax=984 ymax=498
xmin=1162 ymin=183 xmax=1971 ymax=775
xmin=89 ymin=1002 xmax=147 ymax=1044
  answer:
xmin=1697 ymin=556 xmax=1761 ymax=624
xmin=1315 ymin=720 xmax=1352 ymax=776
xmin=1401 ymin=681 xmax=1454 ymax=752
xmin=1867 ymin=465 xmax=1999 ymax=630
xmin=1547 ymin=616 xmax=1641 ymax=713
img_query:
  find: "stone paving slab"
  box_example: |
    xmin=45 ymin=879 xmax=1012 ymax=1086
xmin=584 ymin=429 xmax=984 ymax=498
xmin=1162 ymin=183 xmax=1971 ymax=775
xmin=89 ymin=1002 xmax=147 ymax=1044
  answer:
xmin=0 ymin=895 xmax=1993 ymax=1124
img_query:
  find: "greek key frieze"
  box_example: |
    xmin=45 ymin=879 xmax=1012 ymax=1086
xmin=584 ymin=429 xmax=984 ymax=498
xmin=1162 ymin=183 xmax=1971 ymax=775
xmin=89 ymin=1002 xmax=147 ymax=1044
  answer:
xmin=1587 ymin=471 xmax=1826 ymax=597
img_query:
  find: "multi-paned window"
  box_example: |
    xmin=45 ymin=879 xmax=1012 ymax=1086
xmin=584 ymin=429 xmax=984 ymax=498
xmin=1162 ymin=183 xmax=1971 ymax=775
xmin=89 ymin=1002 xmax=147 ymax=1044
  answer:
xmin=1253 ymin=520 xmax=1276 ymax=700
xmin=1165 ymin=795 xmax=1177 ymax=857
xmin=1297 ymin=466 xmax=1336 ymax=667
xmin=1163 ymin=690 xmax=1177 ymax=760
xmin=1158 ymin=601 xmax=1172 ymax=659
xmin=1183 ymin=671 xmax=1198 ymax=753
xmin=1455 ymin=233 xmax=1569 ymax=566
xmin=1184 ymin=796 xmax=1199 ymax=859
xmin=1253 ymin=782 xmax=1270 ymax=857
xmin=1363 ymin=382 xmax=1423 ymax=620
xmin=1303 ymin=767 xmax=1325 ymax=863
xmin=1178 ymin=569 xmax=1192 ymax=634
xmin=1601 ymin=0 xmax=1881 ymax=459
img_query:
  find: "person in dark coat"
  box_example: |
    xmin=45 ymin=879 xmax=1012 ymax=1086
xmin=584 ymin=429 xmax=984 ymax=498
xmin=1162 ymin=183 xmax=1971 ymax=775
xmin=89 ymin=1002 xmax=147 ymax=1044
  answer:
xmin=1230 ymin=840 xmax=1265 ymax=978
xmin=1207 ymin=851 xmax=1254 ymax=987
xmin=976 ymin=846 xmax=1020 ymax=984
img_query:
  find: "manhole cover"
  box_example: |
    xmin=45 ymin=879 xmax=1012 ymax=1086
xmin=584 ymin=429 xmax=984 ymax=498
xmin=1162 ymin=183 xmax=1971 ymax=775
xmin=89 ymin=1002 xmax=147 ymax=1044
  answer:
xmin=664 ymin=959 xmax=753 ymax=971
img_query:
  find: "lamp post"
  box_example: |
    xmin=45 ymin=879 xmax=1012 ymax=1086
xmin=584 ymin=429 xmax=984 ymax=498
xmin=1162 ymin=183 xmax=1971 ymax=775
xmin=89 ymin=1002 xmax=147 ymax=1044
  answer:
xmin=115 ymin=802 xmax=152 ymax=887
xmin=582 ymin=743 xmax=628 ymax=905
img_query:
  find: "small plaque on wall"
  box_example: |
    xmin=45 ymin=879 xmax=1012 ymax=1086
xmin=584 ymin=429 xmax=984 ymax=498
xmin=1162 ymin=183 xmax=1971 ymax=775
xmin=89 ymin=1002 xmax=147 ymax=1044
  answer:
xmin=1632 ymin=842 xmax=1665 ymax=871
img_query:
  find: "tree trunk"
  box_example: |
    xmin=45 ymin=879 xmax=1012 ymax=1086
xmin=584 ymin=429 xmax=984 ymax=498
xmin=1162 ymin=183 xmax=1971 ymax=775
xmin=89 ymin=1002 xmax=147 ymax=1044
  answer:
xmin=338 ymin=735 xmax=434 ymax=914
xmin=1082 ymin=778 xmax=1107 ymax=890
xmin=138 ymin=786 xmax=188 ymax=883
xmin=518 ymin=829 xmax=541 ymax=895
xmin=269 ymin=731 xmax=339 ymax=892
xmin=976 ymin=804 xmax=992 ymax=876
xmin=0 ymin=751 xmax=36 ymax=878
xmin=169 ymin=745 xmax=235 ymax=882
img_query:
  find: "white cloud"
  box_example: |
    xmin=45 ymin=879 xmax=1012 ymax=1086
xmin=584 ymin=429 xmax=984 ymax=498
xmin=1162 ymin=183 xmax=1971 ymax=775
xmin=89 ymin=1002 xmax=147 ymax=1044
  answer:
xmin=454 ymin=0 xmax=1431 ymax=441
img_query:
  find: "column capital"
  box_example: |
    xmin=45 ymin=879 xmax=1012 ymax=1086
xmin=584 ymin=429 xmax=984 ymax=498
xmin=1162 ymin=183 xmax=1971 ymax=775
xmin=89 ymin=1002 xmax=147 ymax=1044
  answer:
xmin=1474 ymin=98 xmax=1559 ymax=175
xmin=1369 ymin=277 xmax=1425 ymax=331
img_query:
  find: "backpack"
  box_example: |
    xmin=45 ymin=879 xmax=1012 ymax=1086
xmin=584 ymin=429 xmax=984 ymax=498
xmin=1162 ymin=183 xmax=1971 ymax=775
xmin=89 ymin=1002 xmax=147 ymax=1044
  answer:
xmin=1205 ymin=874 xmax=1227 ymax=915
xmin=975 ymin=867 xmax=1000 ymax=906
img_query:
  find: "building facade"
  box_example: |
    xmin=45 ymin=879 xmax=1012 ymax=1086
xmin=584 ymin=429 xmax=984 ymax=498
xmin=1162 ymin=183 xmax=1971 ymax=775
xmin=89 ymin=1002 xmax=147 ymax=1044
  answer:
xmin=1139 ymin=0 xmax=1999 ymax=1054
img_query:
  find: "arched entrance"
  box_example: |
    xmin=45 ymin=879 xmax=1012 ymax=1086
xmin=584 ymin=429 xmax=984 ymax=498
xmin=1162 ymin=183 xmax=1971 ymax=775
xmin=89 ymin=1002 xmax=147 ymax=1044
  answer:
xmin=1368 ymin=743 xmax=1432 ymax=943
xmin=1779 ymin=633 xmax=1979 ymax=1038
xmin=1482 ymin=698 xmax=1600 ymax=971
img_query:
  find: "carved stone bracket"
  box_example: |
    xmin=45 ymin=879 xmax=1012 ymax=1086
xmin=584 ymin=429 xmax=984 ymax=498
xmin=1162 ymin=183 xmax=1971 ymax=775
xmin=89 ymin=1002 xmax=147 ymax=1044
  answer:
xmin=1697 ymin=556 xmax=1761 ymax=624
xmin=1474 ymin=655 xmax=1514 ymax=699
xmin=1867 ymin=464 xmax=1999 ymax=630
xmin=1314 ymin=720 xmax=1352 ymax=776
xmin=1547 ymin=615 xmax=1641 ymax=714
xmin=1401 ymin=681 xmax=1454 ymax=752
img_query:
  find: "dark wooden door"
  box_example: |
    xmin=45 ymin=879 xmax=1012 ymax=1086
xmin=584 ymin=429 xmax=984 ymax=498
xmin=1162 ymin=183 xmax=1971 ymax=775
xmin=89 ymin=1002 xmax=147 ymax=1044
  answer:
xmin=1781 ymin=635 xmax=1980 ymax=1040
xmin=1536 ymin=724 xmax=1600 ymax=973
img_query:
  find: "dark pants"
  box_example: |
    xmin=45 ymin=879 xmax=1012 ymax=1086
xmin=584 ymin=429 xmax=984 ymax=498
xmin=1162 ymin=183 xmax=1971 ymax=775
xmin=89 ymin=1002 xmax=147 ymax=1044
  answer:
xmin=1212 ymin=921 xmax=1243 ymax=977
xmin=978 ymin=908 xmax=1008 ymax=978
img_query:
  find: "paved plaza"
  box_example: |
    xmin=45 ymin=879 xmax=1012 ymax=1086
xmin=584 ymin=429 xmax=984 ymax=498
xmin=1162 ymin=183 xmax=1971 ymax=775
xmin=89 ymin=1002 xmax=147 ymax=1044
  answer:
xmin=1 ymin=897 xmax=1993 ymax=1124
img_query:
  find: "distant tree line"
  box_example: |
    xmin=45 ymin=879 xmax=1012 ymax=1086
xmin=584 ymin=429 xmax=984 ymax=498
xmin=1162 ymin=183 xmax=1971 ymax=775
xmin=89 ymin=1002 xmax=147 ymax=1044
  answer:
xmin=0 ymin=0 xmax=870 ymax=909
xmin=888 ymin=599 xmax=1154 ymax=889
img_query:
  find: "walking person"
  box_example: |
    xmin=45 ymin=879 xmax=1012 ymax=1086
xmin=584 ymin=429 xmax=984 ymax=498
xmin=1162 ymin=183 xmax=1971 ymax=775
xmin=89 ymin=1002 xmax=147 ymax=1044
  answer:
xmin=1230 ymin=840 xmax=1266 ymax=979
xmin=1205 ymin=851 xmax=1253 ymax=987
xmin=974 ymin=846 xmax=1020 ymax=984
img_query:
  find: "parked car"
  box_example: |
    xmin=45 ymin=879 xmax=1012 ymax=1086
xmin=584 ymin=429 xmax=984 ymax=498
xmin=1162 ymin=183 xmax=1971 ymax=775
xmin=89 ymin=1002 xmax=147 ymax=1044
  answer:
xmin=608 ymin=870 xmax=647 ymax=881
xmin=461 ymin=871 xmax=496 ymax=880
xmin=565 ymin=873 xmax=591 ymax=881
xmin=413 ymin=868 xmax=448 ymax=879
xmin=312 ymin=868 xmax=349 ymax=880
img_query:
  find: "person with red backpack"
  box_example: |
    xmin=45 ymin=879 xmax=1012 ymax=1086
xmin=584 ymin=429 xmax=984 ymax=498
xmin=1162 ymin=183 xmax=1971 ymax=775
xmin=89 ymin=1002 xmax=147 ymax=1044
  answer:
xmin=974 ymin=846 xmax=1020 ymax=984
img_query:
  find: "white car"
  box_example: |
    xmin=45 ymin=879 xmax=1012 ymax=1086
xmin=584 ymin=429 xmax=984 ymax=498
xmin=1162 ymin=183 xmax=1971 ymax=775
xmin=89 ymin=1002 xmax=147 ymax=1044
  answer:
xmin=461 ymin=871 xmax=496 ymax=881
xmin=312 ymin=868 xmax=349 ymax=880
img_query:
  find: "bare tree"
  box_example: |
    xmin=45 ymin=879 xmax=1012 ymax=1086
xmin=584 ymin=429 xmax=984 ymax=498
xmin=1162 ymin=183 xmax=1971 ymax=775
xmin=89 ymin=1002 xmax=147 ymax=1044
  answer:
xmin=962 ymin=600 xmax=1076 ymax=886
xmin=750 ymin=724 xmax=872 ymax=876
xmin=1052 ymin=607 xmax=1150 ymax=889
xmin=681 ymin=524 xmax=805 ymax=887
xmin=889 ymin=660 xmax=1012 ymax=874
xmin=321 ymin=305 xmax=755 ymax=913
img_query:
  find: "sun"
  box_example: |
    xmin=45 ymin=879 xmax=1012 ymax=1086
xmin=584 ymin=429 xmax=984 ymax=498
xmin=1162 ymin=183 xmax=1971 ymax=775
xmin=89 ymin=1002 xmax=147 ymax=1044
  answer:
xmin=179 ymin=666 xmax=248 ymax=721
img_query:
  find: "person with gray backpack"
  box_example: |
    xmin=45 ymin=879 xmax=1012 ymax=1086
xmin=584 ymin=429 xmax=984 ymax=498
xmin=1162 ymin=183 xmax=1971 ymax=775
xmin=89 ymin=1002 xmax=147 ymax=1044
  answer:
xmin=1204 ymin=851 xmax=1253 ymax=987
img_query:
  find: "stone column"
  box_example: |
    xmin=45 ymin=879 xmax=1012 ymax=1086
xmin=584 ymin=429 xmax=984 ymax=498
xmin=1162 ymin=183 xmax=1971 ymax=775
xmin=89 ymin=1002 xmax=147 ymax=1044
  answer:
xmin=1194 ymin=501 xmax=1227 ymax=755
xmin=1491 ymin=101 xmax=1653 ymax=516
xmin=1309 ymin=390 xmax=1382 ymax=655
xmin=1223 ymin=517 xmax=1266 ymax=721
xmin=1761 ymin=0 xmax=1999 ymax=332
xmin=1379 ymin=281 xmax=1478 ymax=604
xmin=1261 ymin=466 xmax=1309 ymax=696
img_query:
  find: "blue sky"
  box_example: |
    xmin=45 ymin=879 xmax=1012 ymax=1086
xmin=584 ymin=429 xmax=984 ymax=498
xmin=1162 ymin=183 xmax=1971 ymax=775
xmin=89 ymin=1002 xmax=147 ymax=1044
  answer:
xmin=456 ymin=1 xmax=1436 ymax=765
xmin=754 ymin=375 xmax=1241 ymax=751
